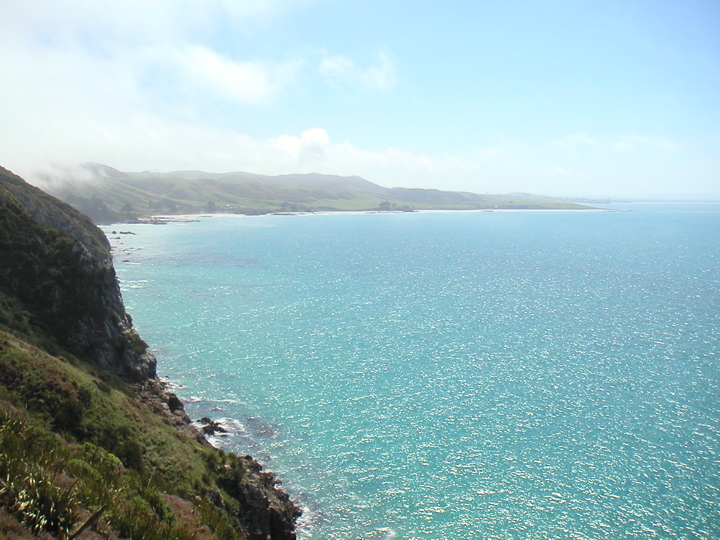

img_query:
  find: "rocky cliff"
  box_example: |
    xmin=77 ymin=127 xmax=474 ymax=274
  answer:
xmin=0 ymin=166 xmax=155 ymax=380
xmin=0 ymin=166 xmax=300 ymax=539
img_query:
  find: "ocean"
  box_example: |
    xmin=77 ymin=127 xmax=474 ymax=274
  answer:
xmin=104 ymin=203 xmax=720 ymax=539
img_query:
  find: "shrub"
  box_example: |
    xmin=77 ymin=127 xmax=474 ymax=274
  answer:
xmin=0 ymin=413 xmax=78 ymax=536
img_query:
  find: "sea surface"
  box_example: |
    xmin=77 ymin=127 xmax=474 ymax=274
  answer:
xmin=104 ymin=203 xmax=720 ymax=539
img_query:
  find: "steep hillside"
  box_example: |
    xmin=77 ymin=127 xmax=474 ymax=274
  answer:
xmin=0 ymin=167 xmax=299 ymax=539
xmin=0 ymin=167 xmax=154 ymax=380
xmin=36 ymin=164 xmax=592 ymax=223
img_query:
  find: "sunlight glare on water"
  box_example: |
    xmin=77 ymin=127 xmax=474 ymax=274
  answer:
xmin=106 ymin=204 xmax=720 ymax=539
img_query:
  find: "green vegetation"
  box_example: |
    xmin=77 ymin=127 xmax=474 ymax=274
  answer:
xmin=0 ymin=325 xmax=280 ymax=539
xmin=0 ymin=167 xmax=299 ymax=539
xmin=39 ymin=164 xmax=593 ymax=223
xmin=0 ymin=190 xmax=114 ymax=350
xmin=0 ymin=325 xmax=259 ymax=538
xmin=0 ymin=404 xmax=241 ymax=539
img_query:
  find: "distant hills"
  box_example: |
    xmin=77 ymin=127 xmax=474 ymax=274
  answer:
xmin=38 ymin=163 xmax=593 ymax=223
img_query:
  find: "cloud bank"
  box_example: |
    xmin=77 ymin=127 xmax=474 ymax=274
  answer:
xmin=0 ymin=1 xmax=716 ymax=199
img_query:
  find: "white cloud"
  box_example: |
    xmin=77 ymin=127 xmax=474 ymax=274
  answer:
xmin=320 ymin=52 xmax=397 ymax=91
xmin=169 ymin=44 xmax=302 ymax=105
xmin=8 ymin=121 xmax=484 ymax=196
xmin=0 ymin=1 xmax=306 ymax=108
xmin=1 ymin=0 xmax=309 ymax=44
xmin=361 ymin=53 xmax=397 ymax=91
xmin=7 ymin=121 xmax=713 ymax=200
xmin=2 ymin=1 xmax=201 ymax=48
xmin=469 ymin=133 xmax=696 ymax=197
xmin=0 ymin=1 xmax=405 ymax=186
xmin=319 ymin=56 xmax=354 ymax=82
xmin=2 ymin=2 xmax=713 ymax=200
xmin=261 ymin=130 xmax=481 ymax=190
xmin=274 ymin=129 xmax=332 ymax=164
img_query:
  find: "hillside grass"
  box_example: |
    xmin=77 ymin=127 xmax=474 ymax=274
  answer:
xmin=41 ymin=168 xmax=592 ymax=223
xmin=0 ymin=327 xmax=268 ymax=539
xmin=0 ymin=166 xmax=300 ymax=539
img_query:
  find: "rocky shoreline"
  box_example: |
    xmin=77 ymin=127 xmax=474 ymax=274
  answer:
xmin=0 ymin=165 xmax=301 ymax=539
xmin=136 ymin=378 xmax=302 ymax=540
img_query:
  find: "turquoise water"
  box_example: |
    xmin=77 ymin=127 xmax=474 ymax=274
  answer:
xmin=106 ymin=204 xmax=720 ymax=539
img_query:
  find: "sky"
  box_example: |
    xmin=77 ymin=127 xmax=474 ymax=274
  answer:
xmin=0 ymin=0 xmax=718 ymax=198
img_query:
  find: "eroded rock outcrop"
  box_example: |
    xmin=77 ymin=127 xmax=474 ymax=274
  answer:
xmin=0 ymin=166 xmax=155 ymax=380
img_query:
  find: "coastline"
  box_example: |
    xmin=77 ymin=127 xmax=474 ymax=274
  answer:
xmin=160 ymin=379 xmax=317 ymax=539
xmin=104 ymin=226 xmax=305 ymax=538
xmin=131 ymin=205 xmax=608 ymax=224
xmin=95 ymin=211 xmax=304 ymax=538
xmin=0 ymin=163 xmax=302 ymax=539
xmin=104 ymin=204 xmax=717 ymax=538
xmin=136 ymin=370 xmax=303 ymax=538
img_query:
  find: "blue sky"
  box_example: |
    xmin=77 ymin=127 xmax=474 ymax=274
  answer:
xmin=0 ymin=0 xmax=718 ymax=198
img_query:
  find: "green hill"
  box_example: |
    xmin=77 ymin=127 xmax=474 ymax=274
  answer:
xmin=38 ymin=164 xmax=592 ymax=223
xmin=0 ymin=166 xmax=299 ymax=539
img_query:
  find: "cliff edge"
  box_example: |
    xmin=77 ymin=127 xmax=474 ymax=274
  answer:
xmin=0 ymin=166 xmax=155 ymax=380
xmin=0 ymin=166 xmax=300 ymax=539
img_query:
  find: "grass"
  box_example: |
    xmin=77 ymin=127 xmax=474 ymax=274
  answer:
xmin=37 ymin=166 xmax=593 ymax=223
xmin=0 ymin=330 xmax=202 ymax=481
xmin=0 ymin=328 xmax=258 ymax=538
xmin=0 ymin=409 xmax=208 ymax=539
